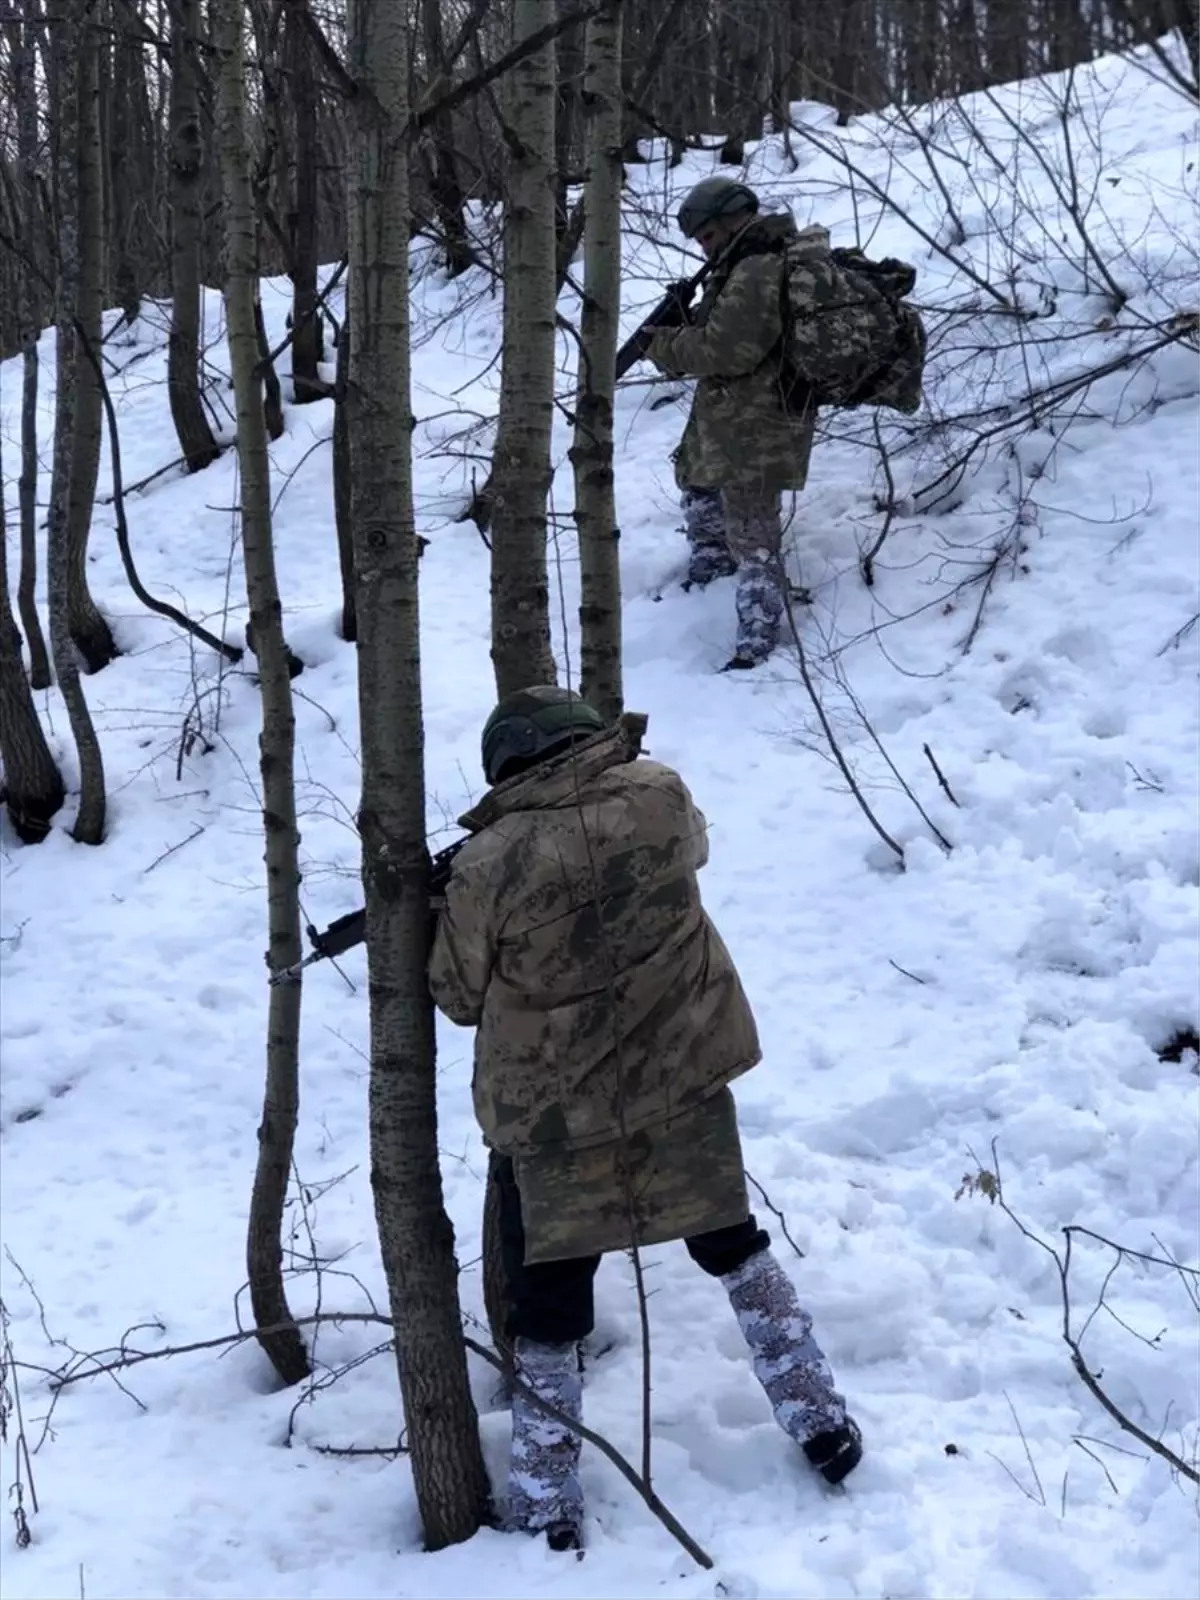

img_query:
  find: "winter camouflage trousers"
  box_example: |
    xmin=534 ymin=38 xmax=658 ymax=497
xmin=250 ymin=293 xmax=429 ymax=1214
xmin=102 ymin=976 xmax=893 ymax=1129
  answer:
xmin=721 ymin=1247 xmax=848 ymax=1444
xmin=507 ymin=1246 xmax=847 ymax=1542
xmin=681 ymin=486 xmax=788 ymax=663
xmin=507 ymin=1336 xmax=584 ymax=1540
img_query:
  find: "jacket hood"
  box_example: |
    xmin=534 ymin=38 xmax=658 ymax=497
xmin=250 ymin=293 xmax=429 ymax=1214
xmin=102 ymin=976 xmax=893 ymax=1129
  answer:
xmin=459 ymin=712 xmax=650 ymax=830
xmin=742 ymin=211 xmax=799 ymax=247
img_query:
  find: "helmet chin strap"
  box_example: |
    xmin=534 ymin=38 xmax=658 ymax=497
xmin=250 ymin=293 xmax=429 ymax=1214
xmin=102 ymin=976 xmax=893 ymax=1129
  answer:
xmin=712 ymin=212 xmax=759 ymax=263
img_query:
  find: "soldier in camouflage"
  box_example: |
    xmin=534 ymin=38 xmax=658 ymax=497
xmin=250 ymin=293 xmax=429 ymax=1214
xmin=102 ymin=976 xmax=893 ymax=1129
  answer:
xmin=429 ymin=687 xmax=862 ymax=1553
xmin=644 ymin=178 xmax=818 ymax=670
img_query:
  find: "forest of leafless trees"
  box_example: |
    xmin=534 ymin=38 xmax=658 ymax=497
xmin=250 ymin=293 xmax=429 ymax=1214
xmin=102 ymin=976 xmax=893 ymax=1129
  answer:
xmin=0 ymin=0 xmax=1196 ymax=1557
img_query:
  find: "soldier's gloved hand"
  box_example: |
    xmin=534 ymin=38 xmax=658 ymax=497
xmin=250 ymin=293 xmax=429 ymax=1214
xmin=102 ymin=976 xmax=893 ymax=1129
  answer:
xmin=645 ymin=280 xmax=694 ymax=330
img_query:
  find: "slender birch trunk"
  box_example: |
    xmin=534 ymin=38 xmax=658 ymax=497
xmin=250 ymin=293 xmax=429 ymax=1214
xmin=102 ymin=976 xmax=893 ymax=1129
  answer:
xmin=285 ymin=0 xmax=325 ymax=401
xmin=332 ymin=310 xmax=356 ymax=641
xmin=65 ymin=6 xmax=118 ymax=672
xmin=482 ymin=1152 xmax=514 ymax=1371
xmin=46 ymin=0 xmax=107 ymax=845
xmin=419 ymin=0 xmax=477 ymax=279
xmin=0 ymin=442 xmax=65 ymax=845
xmin=573 ymin=0 xmax=624 ymax=720
xmin=212 ymin=0 xmax=309 ymax=1388
xmin=14 ymin=13 xmax=51 ymax=688
xmin=489 ymin=0 xmax=559 ymax=697
xmin=167 ymin=0 xmax=221 ymax=471
xmin=346 ymin=0 xmax=492 ymax=1548
xmin=108 ymin=13 xmax=145 ymax=326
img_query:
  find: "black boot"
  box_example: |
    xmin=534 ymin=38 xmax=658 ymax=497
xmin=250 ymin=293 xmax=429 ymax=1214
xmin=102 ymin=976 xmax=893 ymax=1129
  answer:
xmin=682 ymin=550 xmax=738 ymax=592
xmin=803 ymin=1418 xmax=863 ymax=1485
xmin=546 ymin=1521 xmax=584 ymax=1553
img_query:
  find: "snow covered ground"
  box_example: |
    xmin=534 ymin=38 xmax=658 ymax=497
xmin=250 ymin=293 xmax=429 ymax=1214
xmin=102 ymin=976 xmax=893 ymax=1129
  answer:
xmin=2 ymin=41 xmax=1197 ymax=1600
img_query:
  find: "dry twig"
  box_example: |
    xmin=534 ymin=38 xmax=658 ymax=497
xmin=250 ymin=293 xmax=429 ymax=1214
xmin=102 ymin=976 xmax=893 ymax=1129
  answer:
xmin=959 ymin=1141 xmax=1199 ymax=1484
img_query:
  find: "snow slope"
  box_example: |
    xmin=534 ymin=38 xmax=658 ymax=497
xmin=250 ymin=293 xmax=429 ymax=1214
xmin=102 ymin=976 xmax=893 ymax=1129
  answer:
xmin=2 ymin=41 xmax=1198 ymax=1600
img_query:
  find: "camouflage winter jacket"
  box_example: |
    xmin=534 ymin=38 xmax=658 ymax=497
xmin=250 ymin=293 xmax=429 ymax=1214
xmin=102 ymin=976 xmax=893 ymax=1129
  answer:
xmin=647 ymin=212 xmax=819 ymax=493
xmin=428 ymin=718 xmax=761 ymax=1162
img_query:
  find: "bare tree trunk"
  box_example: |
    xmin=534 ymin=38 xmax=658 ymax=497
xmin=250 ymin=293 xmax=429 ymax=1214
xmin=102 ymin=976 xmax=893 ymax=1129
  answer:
xmin=1172 ymin=0 xmax=1199 ymax=80
xmin=489 ymin=0 xmax=559 ymax=697
xmin=108 ymin=16 xmax=144 ymax=325
xmin=482 ymin=1150 xmax=513 ymax=1370
xmin=212 ymin=0 xmax=310 ymax=1390
xmin=923 ymin=0 xmax=945 ymax=98
xmin=787 ymin=0 xmax=817 ymax=102
xmin=0 ymin=446 xmax=65 ymax=846
xmin=419 ymin=0 xmax=478 ymax=279
xmin=19 ymin=345 xmax=50 ymax=689
xmin=132 ymin=0 xmax=170 ymax=299
xmin=65 ymin=8 xmax=118 ymax=673
xmin=620 ymin=0 xmax=691 ymax=161
xmin=167 ymin=0 xmax=221 ymax=471
xmin=332 ymin=311 xmax=356 ymax=642
xmin=0 ymin=189 xmax=20 ymax=362
xmin=573 ymin=0 xmax=624 ymax=721
xmin=1044 ymin=0 xmax=1080 ymax=71
xmin=828 ymin=0 xmax=878 ymax=124
xmin=554 ymin=0 xmax=586 ymax=275
xmin=987 ymin=0 xmax=1029 ymax=83
xmin=247 ymin=0 xmax=289 ymax=276
xmin=716 ymin=0 xmax=768 ymax=163
xmin=769 ymin=3 xmax=793 ymax=132
xmin=254 ymin=293 xmax=287 ymax=441
xmin=46 ymin=0 xmax=107 ymax=846
xmin=285 ymin=0 xmax=326 ymax=401
xmin=14 ymin=12 xmax=52 ymax=690
xmin=951 ymin=0 xmax=986 ymax=93
xmin=675 ymin=2 xmax=714 ymax=149
xmin=900 ymin=0 xmax=934 ymax=101
xmin=346 ymin=0 xmax=492 ymax=1550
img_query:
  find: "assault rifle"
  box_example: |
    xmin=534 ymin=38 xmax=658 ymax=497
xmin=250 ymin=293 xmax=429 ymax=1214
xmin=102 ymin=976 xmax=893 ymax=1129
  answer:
xmin=614 ymin=257 xmax=714 ymax=383
xmin=268 ymin=836 xmax=469 ymax=987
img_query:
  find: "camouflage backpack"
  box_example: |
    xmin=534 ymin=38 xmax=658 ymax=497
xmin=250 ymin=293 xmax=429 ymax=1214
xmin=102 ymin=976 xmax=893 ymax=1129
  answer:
xmin=778 ymin=228 xmax=926 ymax=414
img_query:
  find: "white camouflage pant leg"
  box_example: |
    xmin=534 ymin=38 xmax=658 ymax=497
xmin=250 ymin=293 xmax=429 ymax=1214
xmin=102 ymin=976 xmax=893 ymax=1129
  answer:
xmin=733 ymin=554 xmax=786 ymax=661
xmin=681 ymin=487 xmax=737 ymax=585
xmin=720 ymin=487 xmax=787 ymax=661
xmin=721 ymin=1248 xmax=848 ymax=1445
xmin=507 ymin=1337 xmax=584 ymax=1537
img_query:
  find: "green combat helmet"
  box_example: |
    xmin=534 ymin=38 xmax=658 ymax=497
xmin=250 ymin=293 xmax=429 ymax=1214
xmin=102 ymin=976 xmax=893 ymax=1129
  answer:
xmin=677 ymin=176 xmax=759 ymax=239
xmin=481 ymin=685 xmax=606 ymax=786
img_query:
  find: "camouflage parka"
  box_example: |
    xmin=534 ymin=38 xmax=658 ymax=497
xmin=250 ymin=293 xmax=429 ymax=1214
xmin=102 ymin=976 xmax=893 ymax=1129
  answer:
xmin=428 ymin=719 xmax=761 ymax=1165
xmin=647 ymin=212 xmax=820 ymax=493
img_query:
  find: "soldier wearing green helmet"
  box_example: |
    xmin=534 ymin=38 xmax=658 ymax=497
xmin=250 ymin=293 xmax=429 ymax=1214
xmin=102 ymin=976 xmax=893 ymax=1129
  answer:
xmin=643 ymin=176 xmax=823 ymax=669
xmin=428 ymin=685 xmax=863 ymax=1552
xmin=676 ymin=174 xmax=761 ymax=242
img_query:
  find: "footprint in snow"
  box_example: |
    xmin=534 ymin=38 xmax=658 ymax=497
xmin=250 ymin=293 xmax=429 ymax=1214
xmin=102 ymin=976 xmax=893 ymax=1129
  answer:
xmin=197 ymin=983 xmax=255 ymax=1011
xmin=1081 ymin=702 xmax=1127 ymax=739
xmin=1042 ymin=623 xmax=1112 ymax=668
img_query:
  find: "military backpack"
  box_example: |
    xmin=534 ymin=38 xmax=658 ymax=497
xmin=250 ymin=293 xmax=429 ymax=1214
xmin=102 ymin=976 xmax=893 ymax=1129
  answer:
xmin=777 ymin=231 xmax=927 ymax=414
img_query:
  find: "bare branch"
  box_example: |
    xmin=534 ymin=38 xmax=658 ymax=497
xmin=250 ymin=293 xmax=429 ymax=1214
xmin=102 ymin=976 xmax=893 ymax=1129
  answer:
xmin=410 ymin=3 xmax=603 ymax=136
xmin=958 ymin=1143 xmax=1199 ymax=1485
